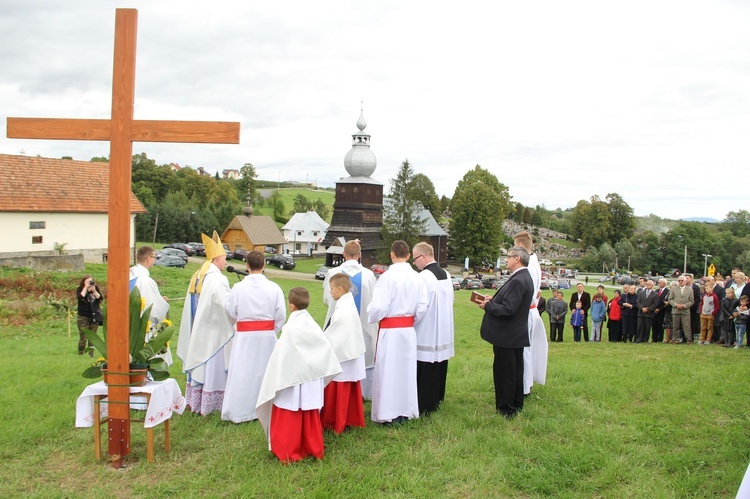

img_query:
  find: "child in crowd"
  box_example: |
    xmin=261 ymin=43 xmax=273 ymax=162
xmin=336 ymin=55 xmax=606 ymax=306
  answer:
xmin=590 ymin=293 xmax=606 ymax=342
xmin=733 ymin=295 xmax=750 ymax=349
xmin=607 ymin=290 xmax=622 ymax=342
xmin=256 ymin=287 xmax=342 ymax=462
xmin=571 ymin=301 xmax=585 ymax=342
xmin=320 ymin=273 xmax=366 ymax=433
xmin=720 ymin=287 xmax=739 ymax=348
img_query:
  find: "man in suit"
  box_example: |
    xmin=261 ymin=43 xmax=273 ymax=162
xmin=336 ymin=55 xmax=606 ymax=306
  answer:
xmin=686 ymin=274 xmax=701 ymax=342
xmin=569 ymin=283 xmax=592 ymax=341
xmin=668 ymin=275 xmax=695 ymax=344
xmin=478 ymin=246 xmax=533 ymax=419
xmin=635 ymin=279 xmax=658 ymax=343
xmin=652 ymin=278 xmax=670 ymax=343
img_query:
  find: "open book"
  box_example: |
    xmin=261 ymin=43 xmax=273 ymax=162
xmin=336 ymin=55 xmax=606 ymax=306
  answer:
xmin=470 ymin=290 xmax=486 ymax=304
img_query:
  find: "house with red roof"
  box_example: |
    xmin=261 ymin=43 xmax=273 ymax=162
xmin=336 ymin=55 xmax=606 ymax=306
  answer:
xmin=0 ymin=154 xmax=146 ymax=264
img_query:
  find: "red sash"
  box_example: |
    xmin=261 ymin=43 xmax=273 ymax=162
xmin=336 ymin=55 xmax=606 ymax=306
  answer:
xmin=379 ymin=316 xmax=415 ymax=328
xmin=530 ymin=303 xmax=537 ymax=310
xmin=237 ymin=320 xmax=275 ymax=332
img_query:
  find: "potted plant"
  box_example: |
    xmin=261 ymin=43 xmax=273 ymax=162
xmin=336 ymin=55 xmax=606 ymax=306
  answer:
xmin=82 ymin=287 xmax=174 ymax=383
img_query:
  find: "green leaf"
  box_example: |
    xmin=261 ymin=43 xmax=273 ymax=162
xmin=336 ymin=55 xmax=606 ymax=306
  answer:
xmin=82 ymin=365 xmax=103 ymax=378
xmin=149 ymin=369 xmax=170 ymax=381
xmin=83 ymin=328 xmax=107 ymax=358
xmin=146 ymin=327 xmax=174 ymax=356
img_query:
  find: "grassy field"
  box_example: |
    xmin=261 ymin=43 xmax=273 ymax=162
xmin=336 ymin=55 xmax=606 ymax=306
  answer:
xmin=1 ymin=265 xmax=749 ymax=497
xmin=253 ymin=188 xmax=335 ymax=223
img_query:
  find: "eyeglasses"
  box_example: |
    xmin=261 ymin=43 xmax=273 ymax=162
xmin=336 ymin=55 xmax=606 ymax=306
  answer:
xmin=413 ymin=254 xmax=425 ymax=261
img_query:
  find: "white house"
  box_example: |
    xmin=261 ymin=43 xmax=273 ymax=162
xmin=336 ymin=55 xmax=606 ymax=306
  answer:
xmin=0 ymin=154 xmax=146 ymax=264
xmin=281 ymin=211 xmax=329 ymax=255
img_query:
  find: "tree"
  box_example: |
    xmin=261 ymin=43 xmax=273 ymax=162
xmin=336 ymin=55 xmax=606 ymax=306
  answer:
xmin=606 ymin=193 xmax=636 ymax=244
xmin=439 ymin=195 xmax=450 ymax=215
xmin=379 ymin=160 xmax=425 ymax=261
xmin=270 ymin=190 xmax=285 ymax=221
xmin=723 ymin=210 xmax=750 ymax=238
xmin=448 ymin=165 xmax=510 ymax=267
xmin=522 ymin=207 xmax=532 ymax=224
xmin=409 ymin=173 xmax=441 ymax=221
xmin=312 ymin=199 xmax=330 ymax=221
xmin=237 ymin=162 xmax=258 ymax=204
xmin=292 ymin=193 xmax=312 ymax=214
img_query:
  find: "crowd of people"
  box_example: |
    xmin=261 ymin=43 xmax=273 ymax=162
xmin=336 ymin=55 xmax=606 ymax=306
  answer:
xmin=544 ymin=270 xmax=750 ymax=348
xmin=173 ymin=234 xmax=456 ymax=462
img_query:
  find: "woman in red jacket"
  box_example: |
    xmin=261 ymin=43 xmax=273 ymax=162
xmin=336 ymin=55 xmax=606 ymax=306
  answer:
xmin=607 ymin=289 xmax=622 ymax=342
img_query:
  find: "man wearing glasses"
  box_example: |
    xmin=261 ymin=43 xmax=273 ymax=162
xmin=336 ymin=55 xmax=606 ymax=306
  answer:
xmin=130 ymin=245 xmax=171 ymax=362
xmin=412 ymin=242 xmax=454 ymax=415
xmin=477 ymin=247 xmax=533 ymax=419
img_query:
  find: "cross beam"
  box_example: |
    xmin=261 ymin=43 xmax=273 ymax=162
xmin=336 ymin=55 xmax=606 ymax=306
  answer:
xmin=6 ymin=9 xmax=239 ymax=467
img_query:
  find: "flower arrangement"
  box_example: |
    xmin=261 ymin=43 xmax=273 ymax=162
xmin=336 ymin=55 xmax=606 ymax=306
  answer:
xmin=82 ymin=287 xmax=174 ymax=381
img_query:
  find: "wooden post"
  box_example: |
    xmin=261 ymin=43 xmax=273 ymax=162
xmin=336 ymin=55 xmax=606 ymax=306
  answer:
xmin=6 ymin=8 xmax=239 ymax=466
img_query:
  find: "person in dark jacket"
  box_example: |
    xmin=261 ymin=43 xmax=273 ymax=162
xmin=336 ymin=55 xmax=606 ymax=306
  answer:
xmin=76 ymin=274 xmax=103 ymax=356
xmin=478 ymin=246 xmax=533 ymax=419
xmin=620 ymin=284 xmax=639 ymax=342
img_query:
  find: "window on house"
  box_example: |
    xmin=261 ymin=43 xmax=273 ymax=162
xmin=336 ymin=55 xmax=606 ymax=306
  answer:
xmin=312 ymin=244 xmax=318 ymax=250
xmin=30 ymin=221 xmax=46 ymax=229
xmin=313 ymin=231 xmax=318 ymax=236
xmin=32 ymin=236 xmax=43 ymax=244
xmin=297 ymin=231 xmax=302 ymax=236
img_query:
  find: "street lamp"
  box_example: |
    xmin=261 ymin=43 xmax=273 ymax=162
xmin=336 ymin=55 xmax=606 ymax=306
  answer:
xmin=702 ymin=253 xmax=712 ymax=278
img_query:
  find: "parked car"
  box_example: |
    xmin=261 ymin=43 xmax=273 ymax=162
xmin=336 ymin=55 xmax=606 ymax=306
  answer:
xmin=153 ymin=255 xmax=186 ymax=268
xmin=266 ymin=254 xmax=296 ymax=270
xmin=164 ymin=242 xmax=196 ymax=256
xmin=540 ymin=278 xmax=551 ymax=290
xmin=371 ymin=264 xmax=389 ymax=277
xmin=233 ymin=248 xmax=249 ymax=261
xmin=557 ymin=279 xmax=572 ymax=289
xmin=491 ymin=277 xmax=509 ymax=289
xmin=222 ymin=244 xmax=234 ymax=260
xmin=451 ymin=276 xmax=461 ymax=290
xmin=481 ymin=277 xmax=497 ymax=289
xmin=555 ymin=261 xmax=566 ymax=265
xmin=187 ymin=242 xmax=205 ymax=256
xmin=156 ymin=248 xmax=188 ymax=262
xmin=460 ymin=278 xmax=483 ymax=290
xmin=265 ymin=246 xmax=278 ymax=254
xmin=315 ymin=266 xmax=330 ymax=280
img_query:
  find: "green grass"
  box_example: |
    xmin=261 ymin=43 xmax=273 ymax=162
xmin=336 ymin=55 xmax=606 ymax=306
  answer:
xmin=1 ymin=266 xmax=749 ymax=497
xmin=253 ymin=188 xmax=335 ymax=223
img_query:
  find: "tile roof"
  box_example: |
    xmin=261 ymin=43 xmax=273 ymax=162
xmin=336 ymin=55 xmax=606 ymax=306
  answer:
xmin=0 ymin=154 xmax=146 ymax=213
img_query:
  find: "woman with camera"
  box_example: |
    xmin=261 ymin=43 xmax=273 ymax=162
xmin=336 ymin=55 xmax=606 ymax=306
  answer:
xmin=76 ymin=274 xmax=103 ymax=356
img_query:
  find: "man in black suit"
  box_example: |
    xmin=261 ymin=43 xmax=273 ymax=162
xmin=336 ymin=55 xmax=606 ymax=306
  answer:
xmin=652 ymin=278 xmax=670 ymax=343
xmin=569 ymin=283 xmax=591 ymax=341
xmin=478 ymin=246 xmax=533 ymax=419
xmin=635 ymin=279 xmax=658 ymax=343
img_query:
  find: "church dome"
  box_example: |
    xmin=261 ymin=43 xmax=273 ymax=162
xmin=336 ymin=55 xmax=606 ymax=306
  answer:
xmin=344 ymin=109 xmax=377 ymax=177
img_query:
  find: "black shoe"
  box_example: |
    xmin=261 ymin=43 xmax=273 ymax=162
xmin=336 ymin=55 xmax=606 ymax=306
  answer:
xmin=391 ymin=416 xmax=409 ymax=424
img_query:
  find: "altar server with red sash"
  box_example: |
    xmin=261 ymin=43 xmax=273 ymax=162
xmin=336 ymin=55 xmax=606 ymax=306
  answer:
xmin=177 ymin=232 xmax=235 ymax=415
xmin=320 ymin=273 xmax=366 ymax=433
xmin=367 ymin=240 xmax=428 ymax=424
xmin=222 ymin=250 xmax=286 ymax=423
xmin=323 ymin=240 xmax=378 ymax=400
xmin=257 ymin=287 xmax=341 ymax=462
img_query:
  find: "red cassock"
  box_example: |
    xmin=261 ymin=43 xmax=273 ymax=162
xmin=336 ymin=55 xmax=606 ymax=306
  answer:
xmin=320 ymin=380 xmax=365 ymax=434
xmin=270 ymin=405 xmax=324 ymax=462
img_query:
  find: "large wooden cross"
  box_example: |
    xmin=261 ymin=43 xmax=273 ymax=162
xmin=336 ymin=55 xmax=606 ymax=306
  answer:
xmin=7 ymin=9 xmax=239 ymax=466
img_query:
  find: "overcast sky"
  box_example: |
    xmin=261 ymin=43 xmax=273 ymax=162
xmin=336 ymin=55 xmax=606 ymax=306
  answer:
xmin=2 ymin=0 xmax=748 ymax=221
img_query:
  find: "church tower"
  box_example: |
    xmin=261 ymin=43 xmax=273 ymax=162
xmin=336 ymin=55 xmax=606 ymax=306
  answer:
xmin=322 ymin=107 xmax=383 ymax=267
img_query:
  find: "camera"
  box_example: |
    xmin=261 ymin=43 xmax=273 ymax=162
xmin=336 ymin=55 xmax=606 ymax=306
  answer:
xmin=89 ymin=280 xmax=96 ymax=286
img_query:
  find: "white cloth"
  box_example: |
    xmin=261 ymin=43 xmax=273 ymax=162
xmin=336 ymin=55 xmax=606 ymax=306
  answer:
xmin=221 ymin=273 xmax=286 ymax=423
xmin=256 ymin=310 xmax=342 ymax=443
xmin=323 ymin=260 xmax=378 ymax=368
xmin=177 ymin=264 xmax=234 ymax=386
xmin=130 ymin=264 xmax=173 ymax=366
xmin=325 ymin=292 xmax=367 ymax=365
xmin=415 ymin=266 xmax=455 ymax=363
xmin=738 ymin=460 xmax=750 ymax=498
xmin=75 ymin=379 xmax=185 ymax=429
xmin=335 ymin=356 xmax=366 ymax=382
xmin=524 ymin=254 xmax=548 ymax=394
xmin=367 ymin=261 xmax=428 ymax=423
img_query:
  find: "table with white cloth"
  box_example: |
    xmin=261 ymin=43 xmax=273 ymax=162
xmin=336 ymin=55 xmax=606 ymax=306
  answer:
xmin=75 ymin=379 xmax=185 ymax=462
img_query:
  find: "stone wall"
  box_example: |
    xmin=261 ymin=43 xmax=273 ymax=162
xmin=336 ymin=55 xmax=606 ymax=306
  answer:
xmin=0 ymin=253 xmax=86 ymax=271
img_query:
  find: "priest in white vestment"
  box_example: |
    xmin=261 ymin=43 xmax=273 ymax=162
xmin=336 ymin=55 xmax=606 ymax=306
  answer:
xmin=412 ymin=242 xmax=455 ymax=415
xmin=222 ymin=250 xmax=286 ymax=423
xmin=130 ymin=245 xmax=172 ymax=365
xmin=367 ymin=240 xmax=428 ymax=424
xmin=323 ymin=240 xmax=378 ymax=400
xmin=177 ymin=232 xmax=234 ymax=416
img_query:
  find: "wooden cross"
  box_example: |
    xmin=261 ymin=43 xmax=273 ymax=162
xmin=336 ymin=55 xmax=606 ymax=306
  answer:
xmin=6 ymin=9 xmax=239 ymax=466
